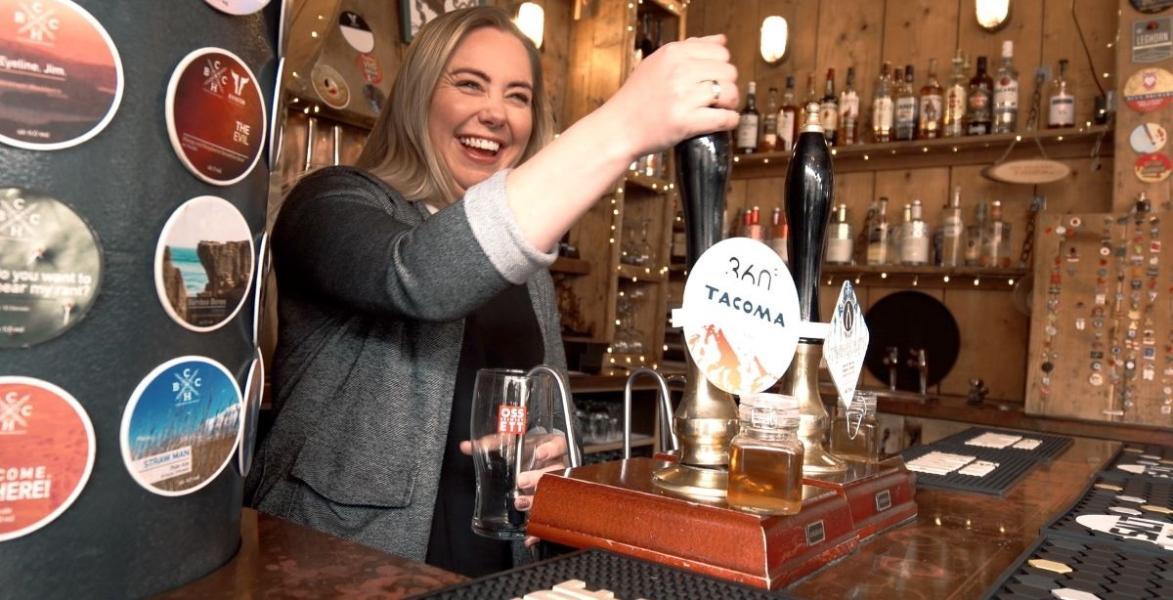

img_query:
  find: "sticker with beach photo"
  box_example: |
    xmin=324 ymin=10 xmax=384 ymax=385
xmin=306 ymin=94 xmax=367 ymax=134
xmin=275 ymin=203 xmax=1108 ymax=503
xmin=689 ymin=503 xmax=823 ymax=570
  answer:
xmin=154 ymin=196 xmax=254 ymax=333
xmin=0 ymin=376 xmax=95 ymax=542
xmin=237 ymin=349 xmax=263 ymax=478
xmin=121 ymin=356 xmax=243 ymax=497
xmin=0 ymin=0 xmax=124 ymax=150
xmin=165 ymin=47 xmax=267 ymax=186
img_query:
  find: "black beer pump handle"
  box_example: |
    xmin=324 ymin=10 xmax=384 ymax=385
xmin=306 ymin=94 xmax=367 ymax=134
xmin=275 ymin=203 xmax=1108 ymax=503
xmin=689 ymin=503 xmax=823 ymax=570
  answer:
xmin=674 ymin=132 xmax=732 ymax=271
xmin=785 ymin=103 xmax=834 ymax=325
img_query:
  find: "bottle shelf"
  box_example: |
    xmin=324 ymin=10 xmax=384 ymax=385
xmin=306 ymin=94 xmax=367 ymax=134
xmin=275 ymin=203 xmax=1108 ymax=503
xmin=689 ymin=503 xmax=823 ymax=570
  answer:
xmin=822 ymin=264 xmax=1028 ymax=288
xmin=552 ymin=256 xmax=592 ymax=275
xmin=624 ymin=171 xmax=674 ymax=193
xmin=616 ymin=263 xmax=668 ymax=282
xmin=730 ymin=125 xmax=1112 ymax=178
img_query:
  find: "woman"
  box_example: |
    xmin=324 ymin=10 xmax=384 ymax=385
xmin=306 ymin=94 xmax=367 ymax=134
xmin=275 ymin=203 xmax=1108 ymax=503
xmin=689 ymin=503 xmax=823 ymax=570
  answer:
xmin=247 ymin=6 xmax=738 ymax=576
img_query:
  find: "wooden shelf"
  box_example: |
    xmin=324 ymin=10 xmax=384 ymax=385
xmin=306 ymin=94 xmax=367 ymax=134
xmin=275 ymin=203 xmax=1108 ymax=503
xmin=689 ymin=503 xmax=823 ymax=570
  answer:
xmin=644 ymin=0 xmax=685 ymax=16
xmin=624 ymin=171 xmax=673 ymax=193
xmin=616 ymin=263 xmax=667 ymax=282
xmin=584 ymin=434 xmax=654 ymax=455
xmin=823 ymin=264 xmax=1027 ymax=278
xmin=731 ymin=126 xmax=1113 ymax=178
xmin=551 ymin=256 xmax=591 ymax=275
xmin=822 ymin=264 xmax=1028 ymax=289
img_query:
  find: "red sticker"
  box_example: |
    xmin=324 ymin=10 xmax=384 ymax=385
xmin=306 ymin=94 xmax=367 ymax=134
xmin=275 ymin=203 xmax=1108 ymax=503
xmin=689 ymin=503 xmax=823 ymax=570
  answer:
xmin=356 ymin=52 xmax=382 ymax=85
xmin=0 ymin=377 xmax=95 ymax=542
xmin=165 ymin=48 xmax=267 ymax=186
xmin=497 ymin=404 xmax=527 ymax=435
xmin=1124 ymin=68 xmax=1173 ymax=113
xmin=1135 ymin=152 xmax=1172 ymax=182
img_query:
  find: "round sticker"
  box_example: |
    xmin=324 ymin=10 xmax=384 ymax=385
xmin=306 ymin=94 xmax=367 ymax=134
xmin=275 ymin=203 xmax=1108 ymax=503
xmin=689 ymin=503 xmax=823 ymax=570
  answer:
xmin=339 ymin=11 xmax=374 ymax=53
xmin=0 ymin=189 xmax=102 ymax=348
xmin=237 ymin=349 xmax=263 ymax=477
xmin=1124 ymin=67 xmax=1173 ymax=113
xmin=251 ymin=231 xmax=270 ymax=345
xmin=677 ymin=237 xmax=800 ymax=396
xmin=356 ymin=52 xmax=383 ymax=85
xmin=1135 ymin=152 xmax=1172 ymax=182
xmin=0 ymin=377 xmax=95 ymax=542
xmin=0 ymin=0 xmax=124 ymax=150
xmin=311 ymin=62 xmax=350 ymax=110
xmin=121 ymin=356 xmax=243 ymax=497
xmin=1130 ymin=123 xmax=1168 ymax=154
xmin=203 ymin=0 xmax=271 ymax=16
xmin=165 ymin=48 xmax=267 ymax=186
xmin=154 ymin=196 xmax=255 ymax=333
xmin=363 ymin=84 xmax=385 ymax=114
xmin=268 ymin=57 xmax=286 ymax=169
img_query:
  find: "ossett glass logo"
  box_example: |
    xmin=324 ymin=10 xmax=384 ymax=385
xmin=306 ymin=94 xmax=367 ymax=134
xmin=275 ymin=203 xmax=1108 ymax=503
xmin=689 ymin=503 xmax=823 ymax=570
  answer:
xmin=171 ymin=367 xmax=202 ymax=406
xmin=0 ymin=390 xmax=32 ymax=434
xmin=0 ymin=193 xmax=42 ymax=240
xmin=14 ymin=1 xmax=60 ymax=45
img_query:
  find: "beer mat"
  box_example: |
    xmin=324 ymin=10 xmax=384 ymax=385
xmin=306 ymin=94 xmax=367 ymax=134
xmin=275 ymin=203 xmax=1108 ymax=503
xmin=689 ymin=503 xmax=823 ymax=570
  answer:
xmin=1101 ymin=444 xmax=1173 ymax=483
xmin=899 ymin=444 xmax=1037 ymax=496
xmin=1044 ymin=477 xmax=1173 ymax=556
xmin=407 ymin=549 xmax=794 ymax=599
xmin=935 ymin=427 xmax=1074 ymax=461
xmin=982 ymin=534 xmax=1173 ymax=600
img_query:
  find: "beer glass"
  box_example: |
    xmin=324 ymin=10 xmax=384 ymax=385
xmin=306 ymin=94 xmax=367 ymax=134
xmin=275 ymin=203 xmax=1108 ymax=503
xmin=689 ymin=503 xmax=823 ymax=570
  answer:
xmin=470 ymin=366 xmax=579 ymax=540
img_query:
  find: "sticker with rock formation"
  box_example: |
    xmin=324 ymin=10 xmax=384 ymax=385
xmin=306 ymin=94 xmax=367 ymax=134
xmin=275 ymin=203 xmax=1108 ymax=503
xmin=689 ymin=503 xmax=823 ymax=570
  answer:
xmin=154 ymin=196 xmax=254 ymax=333
xmin=0 ymin=376 xmax=95 ymax=542
xmin=0 ymin=0 xmax=124 ymax=150
xmin=165 ymin=47 xmax=267 ymax=186
xmin=0 ymin=188 xmax=102 ymax=348
xmin=121 ymin=356 xmax=242 ymax=496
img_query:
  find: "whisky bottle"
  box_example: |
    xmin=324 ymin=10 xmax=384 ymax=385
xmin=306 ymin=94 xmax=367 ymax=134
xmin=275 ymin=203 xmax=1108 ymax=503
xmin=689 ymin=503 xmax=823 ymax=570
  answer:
xmin=966 ymin=56 xmax=994 ymax=135
xmin=938 ymin=187 xmax=965 ymax=267
xmin=820 ymin=68 xmax=839 ymax=145
xmin=825 ymin=203 xmax=854 ymax=265
xmin=993 ymin=40 xmax=1019 ymax=134
xmin=866 ymin=197 xmax=891 ymax=265
xmin=943 ymin=50 xmax=968 ymax=138
xmin=1048 ymin=59 xmax=1075 ymax=128
xmin=736 ymin=81 xmax=761 ymax=154
xmin=839 ymin=67 xmax=860 ymax=145
xmin=778 ymin=76 xmax=799 ymax=152
xmin=918 ymin=59 xmax=944 ymax=139
xmin=894 ymin=65 xmax=918 ymax=141
xmin=981 ymin=200 xmax=1012 ymax=268
xmin=760 ymin=86 xmax=780 ymax=152
xmin=900 ymin=199 xmax=931 ymax=265
xmin=872 ymin=62 xmax=894 ymax=143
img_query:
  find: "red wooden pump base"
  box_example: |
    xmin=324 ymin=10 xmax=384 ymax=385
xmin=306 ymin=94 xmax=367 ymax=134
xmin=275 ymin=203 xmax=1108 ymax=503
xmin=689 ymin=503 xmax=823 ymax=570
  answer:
xmin=527 ymin=457 xmax=917 ymax=590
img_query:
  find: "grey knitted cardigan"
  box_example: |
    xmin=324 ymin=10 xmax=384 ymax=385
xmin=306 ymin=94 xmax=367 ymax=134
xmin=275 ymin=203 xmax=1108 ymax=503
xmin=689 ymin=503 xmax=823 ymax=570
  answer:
xmin=245 ymin=166 xmax=567 ymax=561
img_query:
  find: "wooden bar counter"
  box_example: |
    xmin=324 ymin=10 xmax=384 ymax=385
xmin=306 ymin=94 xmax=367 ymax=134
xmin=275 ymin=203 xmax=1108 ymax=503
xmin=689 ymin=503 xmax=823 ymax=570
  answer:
xmin=156 ymin=436 xmax=1118 ymax=598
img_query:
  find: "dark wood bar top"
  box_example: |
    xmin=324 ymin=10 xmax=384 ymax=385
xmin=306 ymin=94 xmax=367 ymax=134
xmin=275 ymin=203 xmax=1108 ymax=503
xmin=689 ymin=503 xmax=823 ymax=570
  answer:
xmin=791 ymin=436 xmax=1121 ymax=599
xmin=156 ymin=509 xmax=465 ymax=599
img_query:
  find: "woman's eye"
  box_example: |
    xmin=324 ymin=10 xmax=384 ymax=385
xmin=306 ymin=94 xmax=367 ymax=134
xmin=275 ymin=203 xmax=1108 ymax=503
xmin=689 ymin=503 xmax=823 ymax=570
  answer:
xmin=509 ymin=93 xmax=532 ymax=105
xmin=456 ymin=80 xmax=482 ymax=91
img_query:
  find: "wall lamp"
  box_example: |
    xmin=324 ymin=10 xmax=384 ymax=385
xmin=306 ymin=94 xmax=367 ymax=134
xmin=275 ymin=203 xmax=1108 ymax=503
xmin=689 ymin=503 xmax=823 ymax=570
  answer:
xmin=760 ymin=15 xmax=788 ymax=64
xmin=516 ymin=2 xmax=545 ymax=49
xmin=976 ymin=0 xmax=1011 ymax=32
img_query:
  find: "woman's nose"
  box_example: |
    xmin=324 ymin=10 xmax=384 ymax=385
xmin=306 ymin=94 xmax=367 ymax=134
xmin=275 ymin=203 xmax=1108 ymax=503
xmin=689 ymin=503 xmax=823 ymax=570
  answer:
xmin=477 ymin=93 xmax=506 ymax=127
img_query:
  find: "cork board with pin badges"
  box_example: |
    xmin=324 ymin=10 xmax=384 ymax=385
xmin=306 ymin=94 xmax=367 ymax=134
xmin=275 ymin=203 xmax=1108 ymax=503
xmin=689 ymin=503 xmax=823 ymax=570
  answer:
xmin=1026 ymin=210 xmax=1173 ymax=426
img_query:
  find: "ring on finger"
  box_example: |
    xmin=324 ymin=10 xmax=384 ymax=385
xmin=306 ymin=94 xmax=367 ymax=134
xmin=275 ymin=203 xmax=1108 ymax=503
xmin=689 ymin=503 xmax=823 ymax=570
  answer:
xmin=707 ymin=79 xmax=720 ymax=103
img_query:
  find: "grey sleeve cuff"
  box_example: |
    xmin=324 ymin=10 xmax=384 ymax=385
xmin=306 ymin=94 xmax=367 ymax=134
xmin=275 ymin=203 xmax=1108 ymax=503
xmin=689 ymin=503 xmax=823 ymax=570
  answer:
xmin=463 ymin=169 xmax=557 ymax=284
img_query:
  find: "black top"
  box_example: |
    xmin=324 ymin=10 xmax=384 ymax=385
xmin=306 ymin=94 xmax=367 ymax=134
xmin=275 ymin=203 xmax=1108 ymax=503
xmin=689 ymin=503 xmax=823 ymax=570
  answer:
xmin=426 ymin=283 xmax=544 ymax=577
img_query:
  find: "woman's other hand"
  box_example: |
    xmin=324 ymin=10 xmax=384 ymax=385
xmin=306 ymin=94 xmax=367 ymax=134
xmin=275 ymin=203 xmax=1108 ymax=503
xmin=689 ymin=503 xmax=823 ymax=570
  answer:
xmin=602 ymin=34 xmax=740 ymax=159
xmin=460 ymin=433 xmax=568 ymax=547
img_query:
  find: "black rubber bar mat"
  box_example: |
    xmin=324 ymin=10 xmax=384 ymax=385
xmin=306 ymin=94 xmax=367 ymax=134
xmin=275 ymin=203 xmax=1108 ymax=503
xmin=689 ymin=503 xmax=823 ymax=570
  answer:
xmin=899 ymin=443 xmax=1039 ymax=497
xmin=983 ymin=534 xmax=1173 ymax=599
xmin=1100 ymin=444 xmax=1173 ymax=483
xmin=408 ymin=549 xmax=796 ymax=599
xmin=1043 ymin=476 xmax=1172 ymax=556
xmin=933 ymin=427 xmax=1074 ymax=462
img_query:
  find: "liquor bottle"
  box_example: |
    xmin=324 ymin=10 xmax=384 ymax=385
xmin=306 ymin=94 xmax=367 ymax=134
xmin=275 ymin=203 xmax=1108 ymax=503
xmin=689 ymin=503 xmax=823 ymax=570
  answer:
xmin=872 ymin=62 xmax=894 ymax=143
xmin=981 ymin=200 xmax=1011 ymax=268
xmin=855 ymin=198 xmax=878 ymax=264
xmin=760 ymin=86 xmax=780 ymax=152
xmin=820 ymin=68 xmax=839 ymax=145
xmin=966 ymin=56 xmax=994 ymax=135
xmin=918 ymin=59 xmax=944 ymax=139
xmin=778 ymin=76 xmax=799 ymax=152
xmin=894 ymin=65 xmax=918 ymax=141
xmin=866 ymin=197 xmax=891 ymax=265
xmin=901 ymin=199 xmax=931 ymax=265
xmin=964 ymin=202 xmax=988 ymax=266
xmin=839 ymin=67 xmax=860 ymax=145
xmin=784 ymin=102 xmax=834 ymax=323
xmin=769 ymin=207 xmax=788 ymax=263
xmin=825 ymin=203 xmax=853 ymax=265
xmin=992 ymin=41 xmax=1019 ymax=134
xmin=747 ymin=205 xmax=764 ymax=241
xmin=1048 ymin=59 xmax=1075 ymax=128
xmin=891 ymin=203 xmax=911 ymax=263
xmin=737 ymin=81 xmax=761 ymax=154
xmin=943 ymin=50 xmax=968 ymax=138
xmin=805 ymin=73 xmax=819 ymax=108
xmin=938 ymin=187 xmax=965 ymax=267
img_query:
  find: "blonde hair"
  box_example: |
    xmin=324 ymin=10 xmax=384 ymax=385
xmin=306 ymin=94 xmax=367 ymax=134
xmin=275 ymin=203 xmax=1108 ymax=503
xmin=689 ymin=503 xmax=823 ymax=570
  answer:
xmin=355 ymin=6 xmax=553 ymax=206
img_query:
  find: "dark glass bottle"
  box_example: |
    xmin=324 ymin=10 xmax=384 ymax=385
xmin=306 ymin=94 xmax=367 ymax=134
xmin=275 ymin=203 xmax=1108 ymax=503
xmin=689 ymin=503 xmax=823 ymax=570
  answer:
xmin=966 ymin=56 xmax=993 ymax=135
xmin=785 ymin=102 xmax=834 ymax=324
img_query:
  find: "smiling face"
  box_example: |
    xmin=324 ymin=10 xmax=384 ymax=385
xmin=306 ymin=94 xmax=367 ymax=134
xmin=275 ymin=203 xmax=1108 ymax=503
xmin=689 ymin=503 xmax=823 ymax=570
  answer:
xmin=428 ymin=27 xmax=535 ymax=196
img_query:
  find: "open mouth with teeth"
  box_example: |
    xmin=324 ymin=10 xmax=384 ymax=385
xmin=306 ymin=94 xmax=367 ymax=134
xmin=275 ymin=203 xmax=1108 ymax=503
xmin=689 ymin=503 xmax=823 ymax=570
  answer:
xmin=459 ymin=135 xmax=502 ymax=161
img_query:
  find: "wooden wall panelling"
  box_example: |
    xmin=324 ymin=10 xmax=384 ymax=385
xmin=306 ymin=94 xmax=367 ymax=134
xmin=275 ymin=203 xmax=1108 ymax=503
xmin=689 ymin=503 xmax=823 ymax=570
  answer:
xmin=753 ymin=0 xmax=820 ymax=99
xmin=1113 ymin=0 xmax=1173 ymax=213
xmin=880 ymin=0 xmax=961 ymax=87
xmin=522 ymin=0 xmax=574 ymax=129
xmin=1041 ymin=0 xmax=1118 ymax=130
xmin=725 ymin=178 xmax=749 ymax=234
xmin=744 ymin=176 xmax=784 ymax=218
xmin=814 ymin=0 xmax=885 ymax=137
xmin=1036 ymin=158 xmax=1115 ymax=214
xmin=939 ymin=287 xmax=1029 ymax=401
xmin=956 ymin=0 xmax=1044 ymax=133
